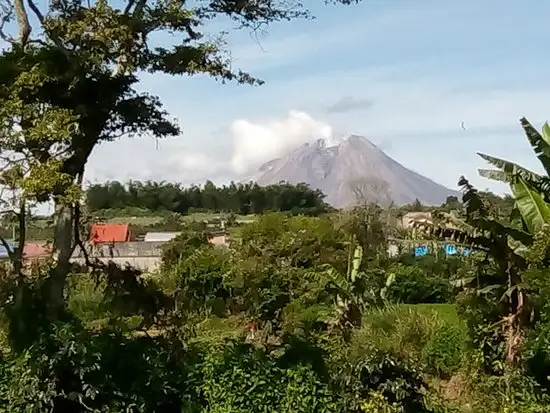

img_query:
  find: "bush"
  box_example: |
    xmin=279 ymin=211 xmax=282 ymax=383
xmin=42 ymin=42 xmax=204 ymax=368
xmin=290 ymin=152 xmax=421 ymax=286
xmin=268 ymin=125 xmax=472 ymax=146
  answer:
xmin=386 ymin=264 xmax=453 ymax=304
xmin=200 ymin=342 xmax=340 ymax=413
xmin=0 ymin=323 xmax=203 ymax=412
xmin=422 ymin=323 xmax=466 ymax=377
xmin=161 ymin=225 xmax=210 ymax=268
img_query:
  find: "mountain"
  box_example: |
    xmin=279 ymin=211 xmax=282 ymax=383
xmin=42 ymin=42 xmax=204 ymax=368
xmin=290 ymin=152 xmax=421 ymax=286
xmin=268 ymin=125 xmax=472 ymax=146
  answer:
xmin=246 ymin=135 xmax=460 ymax=208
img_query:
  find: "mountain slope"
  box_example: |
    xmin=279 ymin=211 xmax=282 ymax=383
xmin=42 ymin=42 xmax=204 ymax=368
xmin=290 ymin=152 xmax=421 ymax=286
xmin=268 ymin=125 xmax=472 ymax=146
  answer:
xmin=247 ymin=136 xmax=459 ymax=208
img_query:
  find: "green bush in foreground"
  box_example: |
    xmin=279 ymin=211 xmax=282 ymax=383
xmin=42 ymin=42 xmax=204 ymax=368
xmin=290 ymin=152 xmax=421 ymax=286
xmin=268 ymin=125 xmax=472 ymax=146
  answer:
xmin=422 ymin=323 xmax=466 ymax=377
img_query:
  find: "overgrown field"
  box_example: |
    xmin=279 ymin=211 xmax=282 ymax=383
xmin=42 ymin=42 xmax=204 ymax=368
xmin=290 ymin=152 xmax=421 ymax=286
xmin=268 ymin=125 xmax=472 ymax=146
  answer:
xmin=2 ymin=204 xmax=550 ymax=412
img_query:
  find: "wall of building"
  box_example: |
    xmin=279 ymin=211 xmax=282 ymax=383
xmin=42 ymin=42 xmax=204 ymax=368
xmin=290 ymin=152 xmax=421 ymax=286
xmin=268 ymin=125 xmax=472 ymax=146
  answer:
xmin=70 ymin=236 xmax=228 ymax=272
xmin=72 ymin=241 xmax=165 ymax=258
xmin=71 ymin=256 xmax=161 ymax=271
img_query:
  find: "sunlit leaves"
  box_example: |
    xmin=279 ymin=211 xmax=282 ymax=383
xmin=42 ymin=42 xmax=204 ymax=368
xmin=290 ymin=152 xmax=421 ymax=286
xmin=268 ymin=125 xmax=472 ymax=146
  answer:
xmin=511 ymin=177 xmax=550 ymax=235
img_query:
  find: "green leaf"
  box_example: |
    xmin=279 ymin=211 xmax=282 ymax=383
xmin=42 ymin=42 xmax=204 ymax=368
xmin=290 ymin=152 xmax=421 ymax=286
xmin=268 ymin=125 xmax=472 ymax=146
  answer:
xmin=478 ymin=152 xmax=550 ymax=200
xmin=510 ymin=177 xmax=550 ymax=234
xmin=520 ymin=117 xmax=550 ymax=176
xmin=478 ymin=284 xmax=501 ymax=295
xmin=477 ymin=153 xmax=543 ymax=184
xmin=542 ymin=122 xmax=550 ymax=145
xmin=450 ymin=277 xmax=476 ymax=288
xmin=478 ymin=169 xmax=511 ymax=183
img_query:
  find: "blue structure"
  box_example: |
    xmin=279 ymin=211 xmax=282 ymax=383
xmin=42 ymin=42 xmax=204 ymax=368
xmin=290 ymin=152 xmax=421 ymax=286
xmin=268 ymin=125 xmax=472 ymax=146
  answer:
xmin=0 ymin=240 xmax=14 ymax=259
xmin=442 ymin=243 xmax=471 ymax=257
xmin=444 ymin=244 xmax=457 ymax=255
xmin=414 ymin=246 xmax=428 ymax=257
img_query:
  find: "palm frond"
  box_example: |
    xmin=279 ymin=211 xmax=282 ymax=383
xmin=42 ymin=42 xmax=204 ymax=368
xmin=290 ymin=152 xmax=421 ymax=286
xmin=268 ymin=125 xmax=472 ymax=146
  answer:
xmin=521 ymin=117 xmax=550 ymax=176
xmin=477 ymin=154 xmax=550 ymax=199
xmin=413 ymin=177 xmax=533 ymax=252
xmin=478 ymin=169 xmax=512 ymax=183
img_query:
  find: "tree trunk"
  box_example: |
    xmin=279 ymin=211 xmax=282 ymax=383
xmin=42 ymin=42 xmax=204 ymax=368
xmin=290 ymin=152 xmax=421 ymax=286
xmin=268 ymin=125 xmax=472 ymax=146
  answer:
xmin=47 ymin=200 xmax=75 ymax=312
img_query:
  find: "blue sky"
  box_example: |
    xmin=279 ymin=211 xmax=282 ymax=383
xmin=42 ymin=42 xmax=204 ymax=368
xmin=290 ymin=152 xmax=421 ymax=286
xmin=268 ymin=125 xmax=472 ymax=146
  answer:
xmin=40 ymin=1 xmax=550 ymax=193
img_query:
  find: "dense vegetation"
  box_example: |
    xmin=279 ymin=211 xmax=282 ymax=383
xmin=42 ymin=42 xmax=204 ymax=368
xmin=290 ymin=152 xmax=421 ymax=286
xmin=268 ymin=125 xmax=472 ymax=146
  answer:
xmin=0 ymin=0 xmax=549 ymax=411
xmin=86 ymin=180 xmax=331 ymax=215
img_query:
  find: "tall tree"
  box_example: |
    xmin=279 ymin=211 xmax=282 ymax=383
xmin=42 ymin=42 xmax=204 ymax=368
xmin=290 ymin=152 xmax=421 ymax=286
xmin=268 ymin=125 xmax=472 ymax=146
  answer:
xmin=0 ymin=0 xmax=362 ymax=313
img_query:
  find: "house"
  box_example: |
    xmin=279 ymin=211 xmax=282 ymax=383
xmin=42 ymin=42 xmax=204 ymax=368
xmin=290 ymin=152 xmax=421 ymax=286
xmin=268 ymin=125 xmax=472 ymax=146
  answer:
xmin=143 ymin=232 xmax=180 ymax=242
xmin=401 ymin=212 xmax=432 ymax=229
xmin=208 ymin=233 xmax=228 ymax=246
xmin=90 ymin=224 xmax=130 ymax=245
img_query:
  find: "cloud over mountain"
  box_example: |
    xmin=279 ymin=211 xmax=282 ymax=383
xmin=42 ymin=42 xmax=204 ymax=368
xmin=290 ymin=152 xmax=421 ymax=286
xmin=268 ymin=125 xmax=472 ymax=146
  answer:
xmin=229 ymin=110 xmax=335 ymax=174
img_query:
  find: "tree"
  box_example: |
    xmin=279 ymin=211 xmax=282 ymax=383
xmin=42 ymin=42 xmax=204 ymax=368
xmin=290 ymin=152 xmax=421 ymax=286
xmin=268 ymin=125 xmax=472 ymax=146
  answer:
xmin=348 ymin=176 xmax=391 ymax=205
xmin=0 ymin=0 xmax=363 ymax=314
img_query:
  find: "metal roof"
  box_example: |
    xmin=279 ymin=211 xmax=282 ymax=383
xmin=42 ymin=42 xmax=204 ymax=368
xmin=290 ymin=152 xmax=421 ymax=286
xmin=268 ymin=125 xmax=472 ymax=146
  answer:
xmin=90 ymin=224 xmax=130 ymax=244
xmin=0 ymin=240 xmax=14 ymax=259
xmin=143 ymin=232 xmax=181 ymax=242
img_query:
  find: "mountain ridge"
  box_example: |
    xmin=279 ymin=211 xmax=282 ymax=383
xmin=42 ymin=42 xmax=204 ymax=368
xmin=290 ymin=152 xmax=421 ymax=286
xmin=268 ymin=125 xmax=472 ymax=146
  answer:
xmin=245 ymin=135 xmax=459 ymax=208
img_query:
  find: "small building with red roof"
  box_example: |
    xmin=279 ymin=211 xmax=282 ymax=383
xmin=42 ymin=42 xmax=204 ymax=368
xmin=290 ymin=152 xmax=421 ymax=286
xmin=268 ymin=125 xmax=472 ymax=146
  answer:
xmin=90 ymin=224 xmax=130 ymax=245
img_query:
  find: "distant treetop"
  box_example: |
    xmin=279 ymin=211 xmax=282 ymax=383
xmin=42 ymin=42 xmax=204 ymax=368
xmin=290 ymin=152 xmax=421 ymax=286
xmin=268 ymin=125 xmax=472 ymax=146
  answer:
xmin=85 ymin=180 xmax=332 ymax=216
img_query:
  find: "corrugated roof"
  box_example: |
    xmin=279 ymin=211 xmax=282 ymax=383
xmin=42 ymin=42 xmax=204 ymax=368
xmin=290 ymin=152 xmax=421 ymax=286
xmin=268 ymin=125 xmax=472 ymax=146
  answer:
xmin=90 ymin=224 xmax=130 ymax=244
xmin=23 ymin=241 xmax=51 ymax=257
xmin=143 ymin=232 xmax=181 ymax=242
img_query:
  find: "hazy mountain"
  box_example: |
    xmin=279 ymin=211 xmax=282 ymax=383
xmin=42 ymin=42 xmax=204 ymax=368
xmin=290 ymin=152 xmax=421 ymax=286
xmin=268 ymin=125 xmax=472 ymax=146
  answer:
xmin=245 ymin=135 xmax=460 ymax=208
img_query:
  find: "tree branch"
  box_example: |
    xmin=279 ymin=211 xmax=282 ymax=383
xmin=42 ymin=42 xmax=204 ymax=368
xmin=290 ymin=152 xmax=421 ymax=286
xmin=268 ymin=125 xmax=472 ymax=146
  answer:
xmin=13 ymin=0 xmax=31 ymax=45
xmin=0 ymin=0 xmax=14 ymax=43
xmin=123 ymin=0 xmax=136 ymax=15
xmin=26 ymin=0 xmax=70 ymax=56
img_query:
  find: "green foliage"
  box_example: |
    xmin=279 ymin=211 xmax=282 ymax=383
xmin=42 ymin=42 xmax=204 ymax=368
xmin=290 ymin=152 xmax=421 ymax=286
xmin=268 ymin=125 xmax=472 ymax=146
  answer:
xmin=422 ymin=323 xmax=466 ymax=377
xmin=386 ymin=263 xmax=454 ymax=304
xmin=200 ymin=342 xmax=340 ymax=413
xmin=236 ymin=213 xmax=348 ymax=271
xmin=339 ymin=203 xmax=390 ymax=259
xmin=511 ymin=177 xmax=550 ymax=234
xmin=0 ymin=323 xmax=203 ymax=412
xmin=172 ymin=246 xmax=231 ymax=316
xmin=338 ymin=345 xmax=431 ymax=412
xmin=161 ymin=224 xmax=211 ymax=268
xmin=86 ymin=180 xmax=331 ymax=216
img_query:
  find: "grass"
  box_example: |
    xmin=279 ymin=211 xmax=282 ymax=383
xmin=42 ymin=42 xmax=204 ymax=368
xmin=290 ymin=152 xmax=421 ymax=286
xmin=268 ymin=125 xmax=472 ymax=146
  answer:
xmin=106 ymin=215 xmax=164 ymax=226
xmin=406 ymin=303 xmax=464 ymax=327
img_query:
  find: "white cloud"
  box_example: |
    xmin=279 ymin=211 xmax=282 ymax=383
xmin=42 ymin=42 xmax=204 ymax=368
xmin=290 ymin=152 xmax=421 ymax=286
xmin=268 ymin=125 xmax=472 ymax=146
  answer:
xmin=229 ymin=110 xmax=333 ymax=174
xmin=176 ymin=152 xmax=216 ymax=174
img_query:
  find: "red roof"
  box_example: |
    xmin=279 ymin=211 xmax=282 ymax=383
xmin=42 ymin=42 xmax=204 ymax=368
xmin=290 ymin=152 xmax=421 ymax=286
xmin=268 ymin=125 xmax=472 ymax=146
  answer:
xmin=23 ymin=242 xmax=51 ymax=257
xmin=90 ymin=224 xmax=130 ymax=244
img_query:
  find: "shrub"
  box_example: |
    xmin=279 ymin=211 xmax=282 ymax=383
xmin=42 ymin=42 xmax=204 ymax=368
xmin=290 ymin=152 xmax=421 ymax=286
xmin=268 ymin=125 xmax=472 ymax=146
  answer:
xmin=200 ymin=342 xmax=340 ymax=413
xmin=0 ymin=322 xmax=203 ymax=412
xmin=161 ymin=224 xmax=210 ymax=268
xmin=422 ymin=323 xmax=466 ymax=377
xmin=386 ymin=264 xmax=453 ymax=304
xmin=170 ymin=245 xmax=231 ymax=316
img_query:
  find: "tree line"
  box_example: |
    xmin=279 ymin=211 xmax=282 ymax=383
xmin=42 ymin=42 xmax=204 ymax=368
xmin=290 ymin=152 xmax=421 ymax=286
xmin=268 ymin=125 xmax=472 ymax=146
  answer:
xmin=85 ymin=180 xmax=331 ymax=215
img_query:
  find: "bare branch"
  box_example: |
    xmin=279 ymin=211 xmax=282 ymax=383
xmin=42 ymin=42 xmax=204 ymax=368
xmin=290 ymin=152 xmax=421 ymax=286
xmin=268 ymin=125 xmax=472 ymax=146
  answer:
xmin=124 ymin=0 xmax=136 ymax=15
xmin=26 ymin=0 xmax=70 ymax=56
xmin=0 ymin=0 xmax=14 ymax=43
xmin=0 ymin=234 xmax=14 ymax=262
xmin=14 ymin=0 xmax=31 ymax=45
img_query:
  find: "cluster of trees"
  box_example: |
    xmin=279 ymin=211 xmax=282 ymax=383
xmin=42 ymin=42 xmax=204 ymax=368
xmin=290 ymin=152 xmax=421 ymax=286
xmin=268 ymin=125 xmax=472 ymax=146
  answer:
xmin=0 ymin=0 xmax=549 ymax=408
xmin=86 ymin=180 xmax=330 ymax=215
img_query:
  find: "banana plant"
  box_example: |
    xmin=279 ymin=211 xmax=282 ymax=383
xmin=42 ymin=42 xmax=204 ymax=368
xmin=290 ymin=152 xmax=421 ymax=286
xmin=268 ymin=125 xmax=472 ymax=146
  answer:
xmin=308 ymin=242 xmax=396 ymax=341
xmin=478 ymin=118 xmax=550 ymax=200
xmin=420 ymin=118 xmax=550 ymax=365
